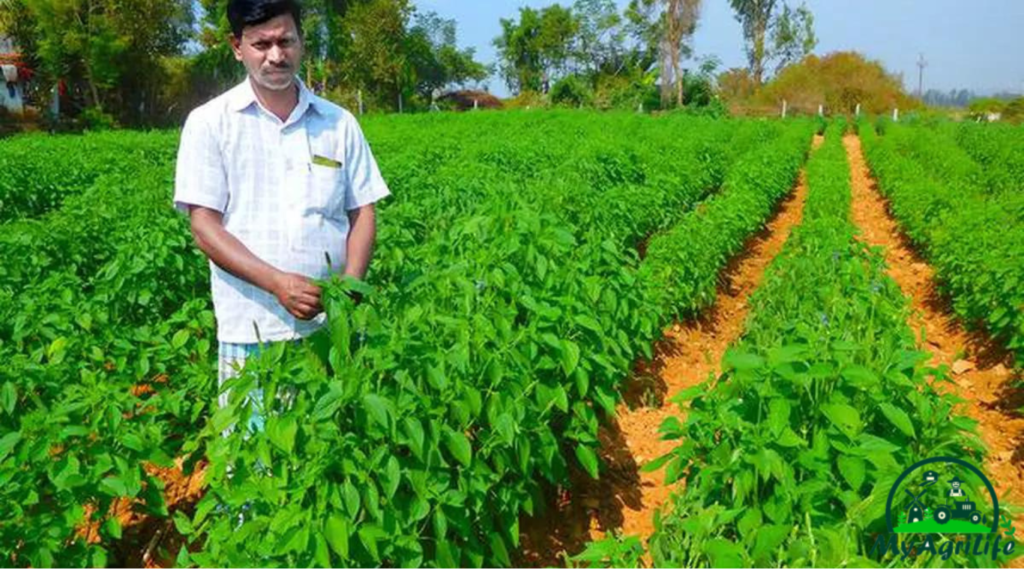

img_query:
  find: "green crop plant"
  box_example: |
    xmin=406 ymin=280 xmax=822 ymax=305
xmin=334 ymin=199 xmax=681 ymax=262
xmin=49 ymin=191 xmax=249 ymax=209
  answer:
xmin=0 ymin=113 xmax=811 ymax=567
xmin=644 ymin=121 xmax=999 ymax=568
xmin=859 ymin=121 xmax=1024 ymax=366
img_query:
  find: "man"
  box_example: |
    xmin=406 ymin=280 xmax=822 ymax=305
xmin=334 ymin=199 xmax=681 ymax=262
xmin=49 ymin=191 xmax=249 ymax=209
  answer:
xmin=948 ymin=476 xmax=965 ymax=500
xmin=173 ymin=0 xmax=389 ymax=432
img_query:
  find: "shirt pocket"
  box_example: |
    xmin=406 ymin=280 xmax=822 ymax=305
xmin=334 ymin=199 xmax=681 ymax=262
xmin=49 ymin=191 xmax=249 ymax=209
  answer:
xmin=304 ymin=163 xmax=344 ymax=220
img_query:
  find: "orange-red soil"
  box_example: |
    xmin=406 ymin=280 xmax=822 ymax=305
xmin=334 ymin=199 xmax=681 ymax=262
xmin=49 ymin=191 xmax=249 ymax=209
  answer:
xmin=845 ymin=133 xmax=1024 ymax=568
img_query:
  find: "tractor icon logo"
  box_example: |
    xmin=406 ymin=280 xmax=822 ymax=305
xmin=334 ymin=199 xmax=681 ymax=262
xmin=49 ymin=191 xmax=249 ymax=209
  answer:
xmin=886 ymin=456 xmax=999 ymax=535
xmin=933 ymin=475 xmax=983 ymax=526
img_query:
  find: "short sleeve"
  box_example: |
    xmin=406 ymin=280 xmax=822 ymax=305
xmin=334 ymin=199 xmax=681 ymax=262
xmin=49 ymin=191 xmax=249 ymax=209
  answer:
xmin=343 ymin=117 xmax=391 ymax=211
xmin=173 ymin=110 xmax=229 ymax=215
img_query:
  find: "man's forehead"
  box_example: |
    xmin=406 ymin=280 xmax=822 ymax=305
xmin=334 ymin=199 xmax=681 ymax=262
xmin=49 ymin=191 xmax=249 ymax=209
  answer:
xmin=242 ymin=15 xmax=298 ymax=40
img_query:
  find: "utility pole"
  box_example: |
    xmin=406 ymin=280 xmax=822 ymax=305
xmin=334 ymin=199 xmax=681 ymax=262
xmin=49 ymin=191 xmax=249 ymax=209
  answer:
xmin=916 ymin=53 xmax=928 ymax=98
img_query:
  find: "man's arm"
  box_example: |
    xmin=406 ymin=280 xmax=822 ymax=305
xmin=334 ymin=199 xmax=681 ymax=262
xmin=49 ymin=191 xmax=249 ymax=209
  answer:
xmin=189 ymin=206 xmax=323 ymax=320
xmin=343 ymin=203 xmax=377 ymax=280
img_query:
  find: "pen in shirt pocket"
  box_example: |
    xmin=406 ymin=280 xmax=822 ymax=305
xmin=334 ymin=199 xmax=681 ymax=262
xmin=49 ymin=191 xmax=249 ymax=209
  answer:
xmin=305 ymin=130 xmax=343 ymax=170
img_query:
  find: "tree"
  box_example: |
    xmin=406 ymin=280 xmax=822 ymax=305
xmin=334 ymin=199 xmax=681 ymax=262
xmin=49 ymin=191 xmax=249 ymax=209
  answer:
xmin=340 ymin=0 xmax=412 ymax=111
xmin=663 ymin=0 xmax=702 ymax=107
xmin=405 ymin=11 xmax=488 ymax=102
xmin=494 ymin=5 xmax=579 ymax=95
xmin=625 ymin=0 xmax=702 ymax=109
xmin=571 ymin=0 xmax=625 ymax=76
xmin=729 ymin=0 xmax=815 ymax=85
xmin=729 ymin=0 xmax=774 ymax=86
xmin=752 ymin=52 xmax=918 ymax=115
xmin=2 ymin=0 xmax=193 ymax=124
xmin=768 ymin=3 xmax=815 ymax=76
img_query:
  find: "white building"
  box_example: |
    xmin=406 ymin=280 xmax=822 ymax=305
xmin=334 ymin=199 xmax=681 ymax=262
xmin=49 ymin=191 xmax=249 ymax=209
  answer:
xmin=0 ymin=36 xmax=26 ymax=116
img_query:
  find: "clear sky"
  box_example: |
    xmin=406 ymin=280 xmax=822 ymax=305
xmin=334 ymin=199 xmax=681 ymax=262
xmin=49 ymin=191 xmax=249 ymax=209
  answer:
xmin=415 ymin=0 xmax=1024 ymax=98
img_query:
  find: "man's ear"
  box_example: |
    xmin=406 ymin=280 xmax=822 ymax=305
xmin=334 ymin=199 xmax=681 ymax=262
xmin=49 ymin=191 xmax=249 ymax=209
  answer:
xmin=229 ymin=34 xmax=243 ymax=62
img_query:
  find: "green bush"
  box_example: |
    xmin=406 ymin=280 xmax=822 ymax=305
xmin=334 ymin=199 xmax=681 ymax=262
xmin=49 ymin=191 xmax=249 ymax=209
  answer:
xmin=550 ymin=75 xmax=594 ymax=108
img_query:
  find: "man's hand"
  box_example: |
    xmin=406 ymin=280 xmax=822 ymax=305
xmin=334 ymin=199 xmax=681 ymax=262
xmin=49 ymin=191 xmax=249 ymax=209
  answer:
xmin=272 ymin=272 xmax=323 ymax=321
xmin=190 ymin=207 xmax=324 ymax=320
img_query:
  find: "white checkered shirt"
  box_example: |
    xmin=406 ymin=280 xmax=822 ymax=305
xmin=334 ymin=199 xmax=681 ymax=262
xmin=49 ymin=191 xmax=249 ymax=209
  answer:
xmin=173 ymin=77 xmax=390 ymax=343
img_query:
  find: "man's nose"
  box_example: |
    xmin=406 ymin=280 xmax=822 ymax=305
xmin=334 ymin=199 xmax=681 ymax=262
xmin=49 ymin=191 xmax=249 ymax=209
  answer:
xmin=268 ymin=45 xmax=286 ymax=65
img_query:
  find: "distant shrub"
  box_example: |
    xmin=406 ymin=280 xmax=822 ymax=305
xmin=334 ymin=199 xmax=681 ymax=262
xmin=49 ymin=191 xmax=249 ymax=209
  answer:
xmin=726 ymin=51 xmax=920 ymax=117
xmin=550 ymin=75 xmax=593 ymax=108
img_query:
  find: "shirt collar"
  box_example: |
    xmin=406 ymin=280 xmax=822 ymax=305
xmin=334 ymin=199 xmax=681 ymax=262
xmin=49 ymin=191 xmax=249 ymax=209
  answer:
xmin=229 ymin=75 xmax=322 ymax=120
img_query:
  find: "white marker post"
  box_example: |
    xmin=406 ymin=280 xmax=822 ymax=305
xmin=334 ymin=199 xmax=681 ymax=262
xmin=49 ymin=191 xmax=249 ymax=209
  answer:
xmin=818 ymin=104 xmax=824 ymax=117
xmin=893 ymin=108 xmax=899 ymax=122
xmin=781 ymin=100 xmax=788 ymax=118
xmin=357 ymin=90 xmax=364 ymax=116
xmin=855 ymin=103 xmax=861 ymax=117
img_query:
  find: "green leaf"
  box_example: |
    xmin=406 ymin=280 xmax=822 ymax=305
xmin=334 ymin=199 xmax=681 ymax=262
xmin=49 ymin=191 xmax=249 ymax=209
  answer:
xmin=575 ymin=444 xmax=599 ymax=479
xmin=103 ymin=517 xmax=122 ymax=540
xmin=100 ymin=476 xmax=129 ymax=497
xmin=404 ymin=418 xmax=425 ymax=460
xmin=433 ymin=506 xmax=448 ymax=541
xmin=767 ymin=399 xmax=791 ymax=438
xmin=737 ymin=508 xmax=763 ymax=541
xmin=267 ymin=416 xmax=298 ymax=453
xmin=573 ymin=314 xmax=602 ymax=334
xmin=822 ymin=403 xmax=862 ymax=440
xmin=362 ymin=394 xmax=390 ymax=430
xmin=426 ymin=365 xmax=448 ymax=391
xmin=342 ymin=480 xmax=360 ymax=518
xmin=768 ymin=345 xmax=807 ymax=365
xmin=561 ymin=340 xmax=581 ymax=376
xmin=120 ymin=434 xmax=144 ymax=452
xmin=841 ymin=365 xmax=879 ymax=387
xmin=172 ymin=511 xmax=193 ymax=536
xmin=705 ymin=539 xmax=745 ymax=568
xmin=774 ymin=428 xmax=806 ymax=448
xmin=837 ymin=455 xmax=866 ymax=491
xmin=171 ymin=329 xmax=190 ymax=350
xmin=489 ymin=533 xmax=512 ymax=567
xmin=752 ymin=524 xmax=790 ymax=563
xmin=382 ymin=456 xmax=401 ymax=499
xmin=878 ymin=403 xmax=916 ymax=438
xmin=314 ymin=534 xmax=332 ymax=568
xmin=324 ymin=514 xmax=350 ymax=560
xmin=444 ymin=427 xmax=472 ymax=467
xmin=1 ymin=381 xmax=15 ymax=415
xmin=47 ymin=337 xmax=68 ymax=364
xmin=725 ymin=350 xmax=763 ymax=372
xmin=76 ymin=313 xmax=93 ymax=331
xmin=358 ymin=525 xmax=381 ymax=563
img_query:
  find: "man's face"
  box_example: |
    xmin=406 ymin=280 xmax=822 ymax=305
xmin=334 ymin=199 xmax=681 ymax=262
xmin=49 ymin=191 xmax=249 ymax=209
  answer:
xmin=230 ymin=14 xmax=303 ymax=93
xmin=952 ymin=481 xmax=960 ymax=489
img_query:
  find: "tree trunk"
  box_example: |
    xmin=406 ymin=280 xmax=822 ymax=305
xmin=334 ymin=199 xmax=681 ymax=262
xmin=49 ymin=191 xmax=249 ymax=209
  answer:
xmin=752 ymin=22 xmax=766 ymax=85
xmin=677 ymin=72 xmax=684 ymax=107
xmin=659 ymin=46 xmax=672 ymax=109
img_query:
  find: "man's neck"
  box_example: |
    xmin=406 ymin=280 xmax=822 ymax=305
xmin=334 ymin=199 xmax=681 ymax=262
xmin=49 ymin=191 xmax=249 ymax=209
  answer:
xmin=250 ymin=76 xmax=299 ymax=123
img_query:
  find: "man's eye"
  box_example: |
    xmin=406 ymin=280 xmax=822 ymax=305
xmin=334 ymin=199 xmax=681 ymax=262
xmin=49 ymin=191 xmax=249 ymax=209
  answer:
xmin=280 ymin=39 xmax=293 ymax=48
xmin=254 ymin=42 xmax=269 ymax=50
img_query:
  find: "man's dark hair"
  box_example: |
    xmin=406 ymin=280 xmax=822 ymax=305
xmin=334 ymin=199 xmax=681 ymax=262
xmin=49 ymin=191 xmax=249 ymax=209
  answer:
xmin=227 ymin=0 xmax=303 ymax=39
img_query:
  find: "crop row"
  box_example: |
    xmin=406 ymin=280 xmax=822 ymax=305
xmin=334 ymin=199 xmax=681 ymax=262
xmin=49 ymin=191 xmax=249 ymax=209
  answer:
xmin=176 ymin=121 xmax=813 ymax=567
xmin=859 ymin=121 xmax=1024 ymax=365
xmin=0 ymin=114 xmax=789 ymax=567
xmin=953 ymin=122 xmax=1024 ymax=200
xmin=0 ymin=131 xmax=178 ymax=223
xmin=640 ymin=122 xmax=992 ymax=568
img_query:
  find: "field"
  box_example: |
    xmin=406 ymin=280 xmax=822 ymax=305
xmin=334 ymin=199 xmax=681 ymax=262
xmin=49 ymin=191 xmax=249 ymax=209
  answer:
xmin=0 ymin=112 xmax=1021 ymax=568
